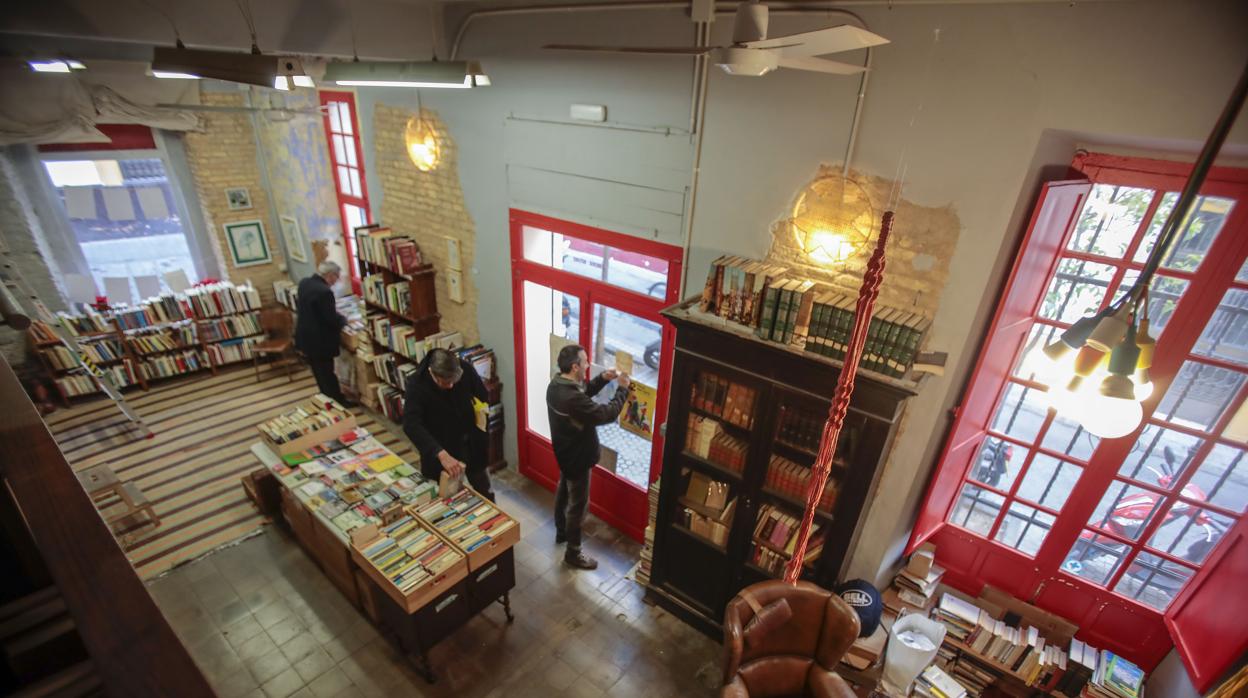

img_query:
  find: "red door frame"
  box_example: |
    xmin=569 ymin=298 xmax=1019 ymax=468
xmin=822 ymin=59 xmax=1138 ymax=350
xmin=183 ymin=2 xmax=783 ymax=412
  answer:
xmin=908 ymin=154 xmax=1248 ymax=674
xmin=509 ymin=209 xmax=683 ymax=542
xmin=318 ymin=90 xmax=372 ymax=294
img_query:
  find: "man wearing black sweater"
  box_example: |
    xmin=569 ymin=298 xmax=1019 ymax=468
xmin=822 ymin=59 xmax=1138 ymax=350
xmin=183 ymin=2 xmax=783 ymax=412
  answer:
xmin=294 ymin=262 xmax=349 ymax=405
xmin=403 ymin=348 xmax=493 ymax=499
xmin=546 ymin=344 xmax=629 ymax=570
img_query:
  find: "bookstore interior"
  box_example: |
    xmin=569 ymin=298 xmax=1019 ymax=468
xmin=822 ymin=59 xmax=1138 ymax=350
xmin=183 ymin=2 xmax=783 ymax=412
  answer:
xmin=0 ymin=2 xmax=1246 ymax=698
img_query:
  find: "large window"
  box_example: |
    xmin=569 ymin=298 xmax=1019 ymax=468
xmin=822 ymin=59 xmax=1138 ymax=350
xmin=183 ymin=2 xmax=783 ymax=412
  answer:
xmin=319 ymin=91 xmax=371 ymax=293
xmin=41 ymin=154 xmax=200 ymax=302
xmin=912 ymin=154 xmax=1248 ymax=689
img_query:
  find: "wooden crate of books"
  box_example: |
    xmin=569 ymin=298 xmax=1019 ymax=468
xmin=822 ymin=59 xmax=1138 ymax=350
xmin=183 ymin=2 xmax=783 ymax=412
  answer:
xmin=411 ymin=488 xmax=520 ymax=571
xmin=349 ymin=517 xmax=468 ymax=614
xmin=313 ymin=522 xmax=359 ymax=605
xmin=280 ymin=486 xmax=317 ymax=552
xmin=258 ymin=395 xmax=358 ymax=456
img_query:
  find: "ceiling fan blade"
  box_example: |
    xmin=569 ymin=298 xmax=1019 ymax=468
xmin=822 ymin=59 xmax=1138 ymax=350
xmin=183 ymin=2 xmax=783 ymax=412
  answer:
xmin=776 ymin=56 xmax=867 ymax=75
xmin=744 ymin=25 xmax=888 ymax=56
xmin=544 ymin=44 xmax=711 ymax=55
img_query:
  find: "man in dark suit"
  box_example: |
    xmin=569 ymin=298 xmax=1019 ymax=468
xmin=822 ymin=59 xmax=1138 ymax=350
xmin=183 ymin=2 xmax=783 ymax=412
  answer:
xmin=295 ymin=261 xmax=350 ymax=405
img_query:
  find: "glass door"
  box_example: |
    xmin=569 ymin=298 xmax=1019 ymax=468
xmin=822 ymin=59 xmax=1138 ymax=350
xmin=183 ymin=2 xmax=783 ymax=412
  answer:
xmin=510 ymin=209 xmax=683 ymax=542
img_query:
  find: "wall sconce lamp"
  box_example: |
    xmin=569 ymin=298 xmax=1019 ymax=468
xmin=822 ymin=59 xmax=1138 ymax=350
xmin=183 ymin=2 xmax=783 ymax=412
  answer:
xmin=791 ymin=175 xmax=875 ymax=266
xmin=405 ymin=113 xmax=439 ymax=172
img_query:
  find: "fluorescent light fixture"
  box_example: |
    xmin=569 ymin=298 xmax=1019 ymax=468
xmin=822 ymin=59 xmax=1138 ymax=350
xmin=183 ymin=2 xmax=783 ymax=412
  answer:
xmin=323 ymin=60 xmax=485 ymax=89
xmin=151 ymin=70 xmax=201 ymax=79
xmin=152 ymin=45 xmax=278 ymax=89
xmin=467 ymin=61 xmax=491 ymax=87
xmin=275 ymin=57 xmax=314 ymax=91
xmin=29 ymin=60 xmax=85 ymax=73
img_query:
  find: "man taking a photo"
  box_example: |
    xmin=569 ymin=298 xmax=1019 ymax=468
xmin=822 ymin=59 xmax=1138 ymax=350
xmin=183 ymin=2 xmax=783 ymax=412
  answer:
xmin=546 ymin=344 xmax=629 ymax=570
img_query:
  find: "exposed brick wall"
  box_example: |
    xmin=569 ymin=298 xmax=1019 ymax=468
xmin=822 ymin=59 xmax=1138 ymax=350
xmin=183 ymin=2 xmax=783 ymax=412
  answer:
xmin=183 ymin=88 xmax=287 ymax=304
xmin=373 ymin=103 xmax=479 ymax=343
xmin=764 ymin=164 xmax=959 ymax=323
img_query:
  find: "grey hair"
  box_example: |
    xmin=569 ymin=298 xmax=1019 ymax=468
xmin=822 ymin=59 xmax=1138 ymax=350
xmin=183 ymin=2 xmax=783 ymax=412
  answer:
xmin=428 ymin=348 xmax=463 ymax=381
xmin=318 ymin=261 xmax=342 ymax=276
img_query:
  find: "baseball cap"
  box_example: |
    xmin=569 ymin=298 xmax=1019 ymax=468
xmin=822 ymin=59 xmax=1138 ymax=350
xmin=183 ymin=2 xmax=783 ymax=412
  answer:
xmin=834 ymin=578 xmax=882 ymax=638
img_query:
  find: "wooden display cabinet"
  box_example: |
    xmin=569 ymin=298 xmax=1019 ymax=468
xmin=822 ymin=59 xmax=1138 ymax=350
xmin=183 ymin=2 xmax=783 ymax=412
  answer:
xmin=649 ymin=300 xmax=920 ymax=636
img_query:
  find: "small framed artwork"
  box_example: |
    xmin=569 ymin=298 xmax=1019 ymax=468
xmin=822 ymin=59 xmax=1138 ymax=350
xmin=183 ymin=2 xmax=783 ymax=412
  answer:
xmin=279 ymin=214 xmax=308 ymax=263
xmin=223 ymin=220 xmax=272 ymax=268
xmin=225 ymin=187 xmax=253 ymax=211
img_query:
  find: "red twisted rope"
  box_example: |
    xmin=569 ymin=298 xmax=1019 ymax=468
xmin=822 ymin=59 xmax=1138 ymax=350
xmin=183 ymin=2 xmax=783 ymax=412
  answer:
xmin=784 ymin=211 xmax=893 ymax=584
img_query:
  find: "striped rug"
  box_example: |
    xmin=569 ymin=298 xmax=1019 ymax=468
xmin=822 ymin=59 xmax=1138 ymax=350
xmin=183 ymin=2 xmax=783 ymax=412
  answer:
xmin=43 ymin=366 xmax=419 ymax=580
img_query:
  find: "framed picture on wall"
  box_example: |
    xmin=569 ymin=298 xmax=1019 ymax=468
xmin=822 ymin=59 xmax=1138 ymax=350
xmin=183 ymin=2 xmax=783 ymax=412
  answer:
xmin=223 ymin=220 xmax=272 ymax=268
xmin=279 ymin=215 xmax=308 ymax=263
xmin=225 ymin=187 xmax=253 ymax=210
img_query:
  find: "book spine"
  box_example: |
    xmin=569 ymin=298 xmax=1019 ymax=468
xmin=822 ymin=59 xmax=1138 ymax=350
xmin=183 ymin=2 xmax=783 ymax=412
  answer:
xmin=756 ymin=285 xmax=779 ymax=340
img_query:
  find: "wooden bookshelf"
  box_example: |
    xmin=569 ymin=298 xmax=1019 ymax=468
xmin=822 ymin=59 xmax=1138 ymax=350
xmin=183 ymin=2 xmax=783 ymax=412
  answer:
xmin=648 ymin=297 xmax=918 ymax=636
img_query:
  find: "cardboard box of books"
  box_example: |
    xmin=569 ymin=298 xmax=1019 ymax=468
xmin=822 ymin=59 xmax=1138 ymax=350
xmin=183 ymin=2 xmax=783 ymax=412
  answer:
xmin=410 ymin=487 xmax=521 ymax=571
xmin=349 ymin=516 xmax=468 ymax=614
xmin=258 ymin=395 xmax=359 ymax=456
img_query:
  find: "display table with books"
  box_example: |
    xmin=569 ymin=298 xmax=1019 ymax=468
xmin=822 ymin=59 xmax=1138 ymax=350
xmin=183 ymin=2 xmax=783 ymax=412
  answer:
xmin=249 ymin=395 xmax=519 ymax=682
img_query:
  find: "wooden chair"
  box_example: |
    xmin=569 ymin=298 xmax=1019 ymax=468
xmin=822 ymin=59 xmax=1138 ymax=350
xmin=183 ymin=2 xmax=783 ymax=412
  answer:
xmin=253 ymin=308 xmax=296 ymax=382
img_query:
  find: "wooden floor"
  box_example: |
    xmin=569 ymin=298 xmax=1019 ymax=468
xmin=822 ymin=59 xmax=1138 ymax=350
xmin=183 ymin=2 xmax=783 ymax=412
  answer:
xmin=43 ymin=365 xmax=420 ymax=580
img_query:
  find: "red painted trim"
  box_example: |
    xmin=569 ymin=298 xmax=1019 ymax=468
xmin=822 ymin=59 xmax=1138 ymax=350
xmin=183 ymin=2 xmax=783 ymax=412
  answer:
xmin=318 ymin=90 xmax=371 ymax=294
xmin=37 ymin=124 xmax=156 ymax=152
xmin=509 ymin=208 xmax=682 ymax=543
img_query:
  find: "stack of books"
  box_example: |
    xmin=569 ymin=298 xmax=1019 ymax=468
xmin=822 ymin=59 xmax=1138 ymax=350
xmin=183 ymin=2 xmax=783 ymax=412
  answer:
xmin=356 ymin=227 xmax=425 ymax=275
xmin=685 ymin=415 xmax=748 ymax=473
xmin=884 ymin=543 xmax=943 ymax=615
xmin=198 ymin=312 xmax=262 ymax=342
xmin=699 ymin=256 xmax=789 ymax=327
xmin=915 ymin=665 xmax=969 ymax=698
xmin=126 ymin=322 xmax=197 ymax=355
xmin=259 ymin=395 xmax=353 ymax=444
xmin=764 ymin=455 xmax=837 ymax=511
xmin=636 ymin=479 xmax=660 ymax=586
xmin=358 ymin=515 xmax=459 ymax=592
xmin=1078 ymin=644 xmax=1144 ymax=698
xmin=457 ymin=345 xmax=497 ymax=381
xmin=690 ymin=371 xmax=757 ymax=429
xmin=750 ymin=503 xmax=823 ymax=576
xmin=185 ymin=281 xmax=261 ymax=318
xmin=139 ymin=349 xmax=209 ymax=379
xmin=56 ymin=310 xmax=113 ymax=336
xmin=415 ymin=489 xmax=517 ymax=553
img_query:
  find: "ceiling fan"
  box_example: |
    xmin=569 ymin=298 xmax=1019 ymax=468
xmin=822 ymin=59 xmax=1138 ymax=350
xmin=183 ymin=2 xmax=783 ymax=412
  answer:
xmin=545 ymin=1 xmax=889 ymax=77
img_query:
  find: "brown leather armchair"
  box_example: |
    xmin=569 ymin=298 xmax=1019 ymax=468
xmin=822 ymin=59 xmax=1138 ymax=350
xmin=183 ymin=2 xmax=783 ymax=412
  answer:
xmin=721 ymin=580 xmax=861 ymax=698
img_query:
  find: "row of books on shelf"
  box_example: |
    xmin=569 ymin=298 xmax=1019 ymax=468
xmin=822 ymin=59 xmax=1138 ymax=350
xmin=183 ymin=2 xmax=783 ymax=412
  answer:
xmin=127 ymin=322 xmax=198 ymax=355
xmin=259 ymin=395 xmax=354 ymax=444
xmin=199 ymin=312 xmax=262 ymax=343
xmin=457 ymin=344 xmax=497 ymax=382
xmin=42 ymin=339 xmax=126 ymax=370
xmin=363 ymin=273 xmax=427 ymax=319
xmin=373 ymin=353 xmax=419 ymax=392
xmin=690 ymin=371 xmax=757 ymax=429
xmin=355 ymin=226 xmax=426 ymax=275
xmin=114 ymin=293 xmax=193 ymax=329
xmin=685 ymin=414 xmax=748 ymax=473
xmin=273 ymin=280 xmax=298 ymax=310
xmin=138 ymin=349 xmax=210 ymax=380
xmin=750 ymin=503 xmax=824 ymax=576
xmin=414 ymin=489 xmax=516 ymax=554
xmin=376 ymin=385 xmax=404 ymax=423
xmin=775 ymin=405 xmax=825 ymax=455
xmin=36 ymin=282 xmax=261 ymax=341
xmin=368 ymin=314 xmax=464 ymax=361
xmin=205 ymin=337 xmax=258 ymax=365
xmin=185 ymin=282 xmax=262 ymax=318
xmin=56 ymin=361 xmax=140 ymax=396
xmin=698 ymin=255 xmax=930 ymax=379
xmin=764 ymin=454 xmax=837 ymax=511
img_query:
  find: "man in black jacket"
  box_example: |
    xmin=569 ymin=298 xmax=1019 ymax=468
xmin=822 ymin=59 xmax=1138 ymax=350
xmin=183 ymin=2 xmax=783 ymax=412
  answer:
xmin=403 ymin=348 xmax=493 ymax=499
xmin=546 ymin=344 xmax=629 ymax=570
xmin=295 ymin=262 xmax=349 ymax=405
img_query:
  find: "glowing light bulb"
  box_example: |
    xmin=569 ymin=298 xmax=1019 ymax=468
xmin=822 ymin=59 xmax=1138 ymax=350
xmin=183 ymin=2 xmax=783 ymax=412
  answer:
xmin=1134 ymin=368 xmax=1154 ymax=402
xmin=1080 ymin=394 xmax=1143 ymax=438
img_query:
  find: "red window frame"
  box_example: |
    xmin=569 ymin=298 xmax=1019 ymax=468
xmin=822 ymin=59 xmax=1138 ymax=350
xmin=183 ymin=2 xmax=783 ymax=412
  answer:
xmin=910 ymin=153 xmax=1248 ymax=690
xmin=319 ymin=90 xmax=371 ymax=294
xmin=509 ymin=209 xmax=683 ymax=542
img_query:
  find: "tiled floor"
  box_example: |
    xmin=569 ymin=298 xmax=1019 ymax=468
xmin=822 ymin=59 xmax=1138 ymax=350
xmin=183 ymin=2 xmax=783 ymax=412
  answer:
xmin=148 ymin=469 xmax=722 ymax=698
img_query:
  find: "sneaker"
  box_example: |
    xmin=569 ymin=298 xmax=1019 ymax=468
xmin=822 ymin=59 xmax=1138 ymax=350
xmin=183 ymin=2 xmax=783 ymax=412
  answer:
xmin=555 ymin=532 xmax=566 ymax=545
xmin=564 ymin=551 xmax=598 ymax=570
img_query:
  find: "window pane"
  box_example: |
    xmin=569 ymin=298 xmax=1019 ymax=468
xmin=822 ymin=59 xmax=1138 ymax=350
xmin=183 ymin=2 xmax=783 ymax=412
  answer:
xmin=1112 ymin=272 xmax=1188 ymax=337
xmin=1155 ymin=361 xmax=1246 ymax=431
xmin=967 ymin=437 xmax=1026 ymax=491
xmin=338 ymin=103 xmax=354 ymax=135
xmin=1013 ymin=323 xmax=1062 ymax=381
xmin=343 ymin=204 xmax=368 ymax=231
xmin=1237 ymin=258 xmax=1248 ymax=283
xmin=1191 ymin=444 xmax=1248 ymax=514
xmin=1193 ymin=288 xmax=1248 ymax=366
xmin=1017 ymin=453 xmax=1083 ymax=511
xmin=328 ymin=101 xmax=342 ymax=132
xmin=994 ymin=502 xmax=1055 ymax=556
xmin=331 ymin=134 xmax=346 ymax=165
xmin=1039 ymin=258 xmax=1116 ymax=323
xmin=522 ymin=281 xmax=579 ymax=440
xmin=344 ymin=137 xmax=358 ymax=167
xmin=949 ymin=484 xmax=1004 ymax=536
xmin=1112 ymin=551 xmax=1195 ymax=611
xmin=348 ymin=168 xmax=362 ymax=198
xmin=1040 ymin=412 xmax=1101 ymax=461
xmin=1068 ymin=184 xmax=1154 ymax=259
xmin=1145 ymin=503 xmax=1235 ymax=565
xmin=1120 ymin=424 xmax=1203 ymax=486
xmin=1134 ymin=193 xmax=1234 ymax=272
xmin=1088 ymin=481 xmax=1164 ymax=541
xmin=591 ymin=304 xmax=662 ymax=391
xmin=1063 ymin=530 xmax=1128 ymax=586
xmin=337 ymin=165 xmax=351 ymax=193
xmin=991 ymin=382 xmax=1049 ymax=443
xmin=603 ymin=247 xmax=671 ymax=298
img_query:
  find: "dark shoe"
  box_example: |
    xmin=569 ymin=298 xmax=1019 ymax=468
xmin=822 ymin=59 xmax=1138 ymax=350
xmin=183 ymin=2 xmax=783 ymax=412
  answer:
xmin=556 ymin=532 xmax=566 ymax=545
xmin=564 ymin=551 xmax=598 ymax=570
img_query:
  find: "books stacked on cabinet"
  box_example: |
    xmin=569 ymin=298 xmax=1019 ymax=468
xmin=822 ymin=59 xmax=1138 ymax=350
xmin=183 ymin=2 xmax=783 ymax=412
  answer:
xmin=185 ymin=281 xmax=261 ymax=318
xmin=677 ymin=470 xmax=736 ymax=548
xmin=698 ymin=255 xmax=930 ymax=379
xmin=139 ymin=349 xmax=210 ymax=380
xmin=749 ymin=503 xmax=823 ymax=577
xmin=356 ymin=227 xmax=425 ymax=275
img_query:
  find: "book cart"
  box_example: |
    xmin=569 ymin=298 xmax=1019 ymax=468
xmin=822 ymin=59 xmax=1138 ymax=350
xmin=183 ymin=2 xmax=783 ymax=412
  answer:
xmin=648 ymin=299 xmax=920 ymax=636
xmin=250 ymin=410 xmax=519 ymax=684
